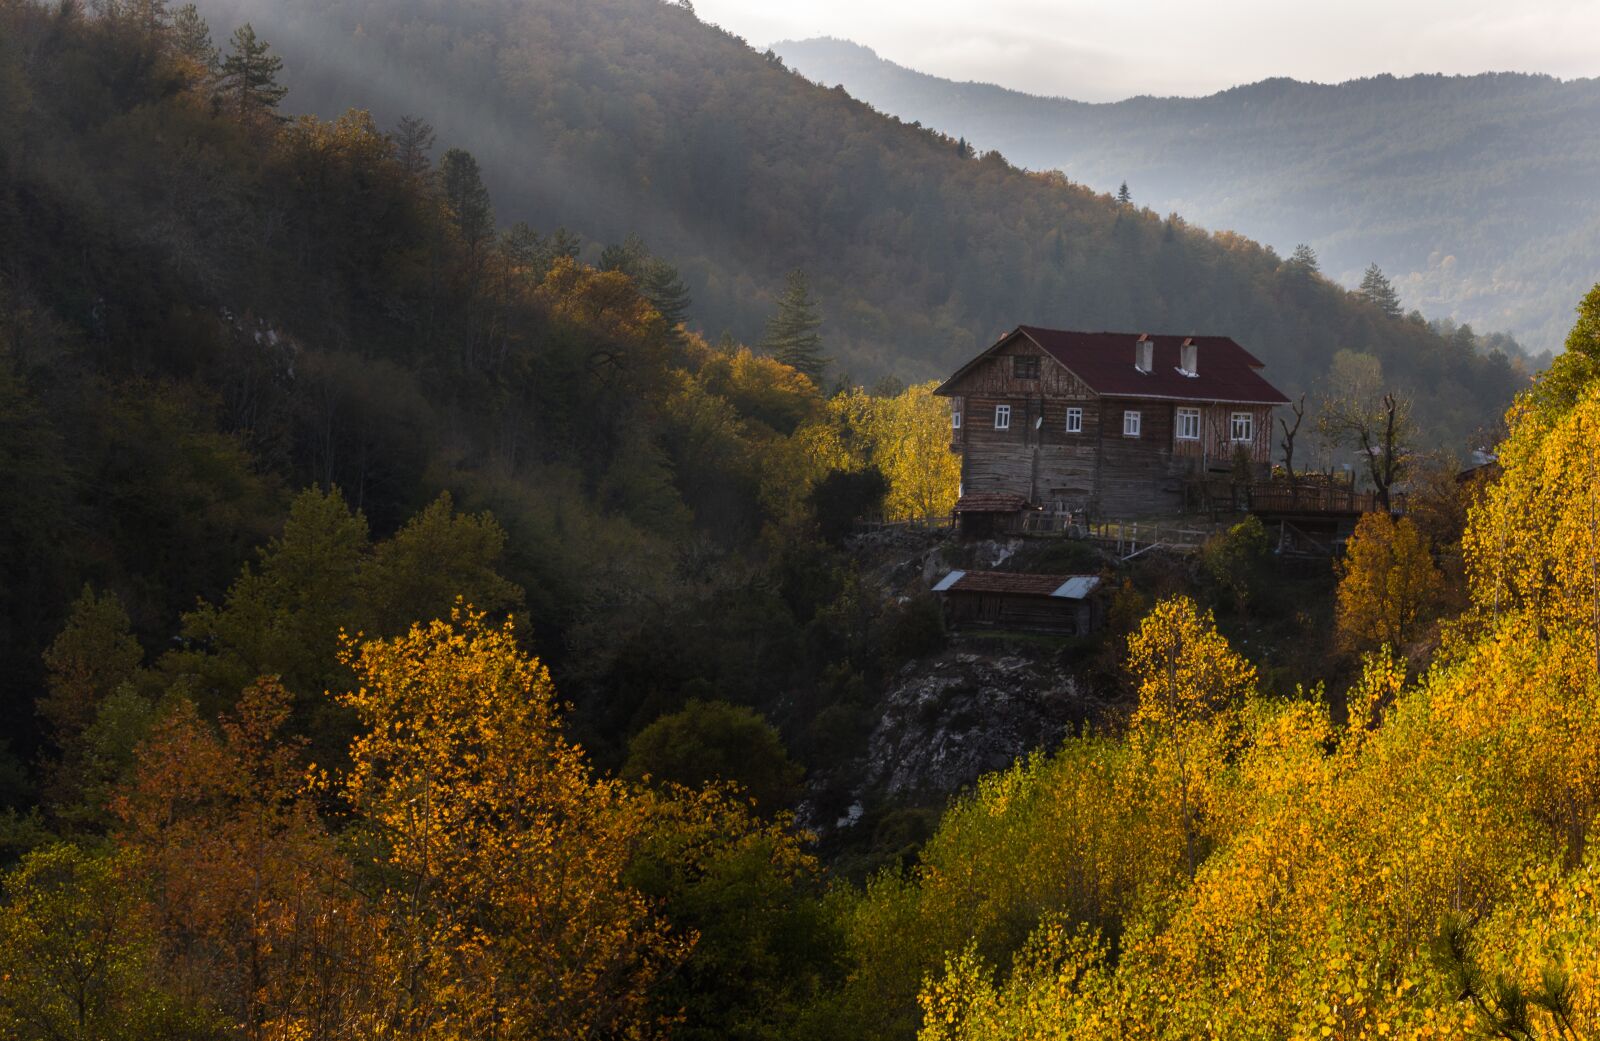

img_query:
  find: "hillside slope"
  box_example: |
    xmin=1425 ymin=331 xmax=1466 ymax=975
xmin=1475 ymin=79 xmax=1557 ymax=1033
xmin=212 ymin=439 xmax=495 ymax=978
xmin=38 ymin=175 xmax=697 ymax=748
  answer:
xmin=194 ymin=0 xmax=1529 ymax=446
xmin=775 ymin=37 xmax=1600 ymax=354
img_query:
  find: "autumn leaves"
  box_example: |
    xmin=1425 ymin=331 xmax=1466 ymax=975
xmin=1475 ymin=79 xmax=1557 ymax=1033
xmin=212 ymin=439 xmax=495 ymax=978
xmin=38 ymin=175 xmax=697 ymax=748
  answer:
xmin=1 ymin=608 xmax=814 ymax=1040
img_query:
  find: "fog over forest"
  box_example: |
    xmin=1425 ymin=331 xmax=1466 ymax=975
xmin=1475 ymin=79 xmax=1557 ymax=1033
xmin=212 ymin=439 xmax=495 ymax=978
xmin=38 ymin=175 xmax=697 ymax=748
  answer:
xmin=775 ymin=37 xmax=1600 ymax=355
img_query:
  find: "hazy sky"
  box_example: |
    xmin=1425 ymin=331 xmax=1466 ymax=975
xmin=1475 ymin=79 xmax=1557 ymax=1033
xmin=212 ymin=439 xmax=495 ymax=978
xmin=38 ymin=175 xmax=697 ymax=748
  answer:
xmin=692 ymin=0 xmax=1600 ymax=101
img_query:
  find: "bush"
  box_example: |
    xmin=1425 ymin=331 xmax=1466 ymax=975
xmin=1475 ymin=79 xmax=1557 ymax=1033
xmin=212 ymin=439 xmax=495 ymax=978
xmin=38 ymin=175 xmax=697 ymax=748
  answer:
xmin=810 ymin=467 xmax=889 ymax=543
xmin=624 ymin=699 xmax=804 ymax=813
xmin=872 ymin=594 xmax=946 ymax=666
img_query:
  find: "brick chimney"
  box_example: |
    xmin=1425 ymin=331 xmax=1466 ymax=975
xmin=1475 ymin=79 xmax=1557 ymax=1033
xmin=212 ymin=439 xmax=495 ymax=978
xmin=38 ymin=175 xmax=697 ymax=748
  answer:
xmin=1135 ymin=333 xmax=1153 ymax=374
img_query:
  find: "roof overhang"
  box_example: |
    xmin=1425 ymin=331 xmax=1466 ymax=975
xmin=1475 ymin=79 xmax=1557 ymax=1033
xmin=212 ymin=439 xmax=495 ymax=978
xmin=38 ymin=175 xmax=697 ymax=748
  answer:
xmin=933 ymin=327 xmax=1058 ymax=396
xmin=1102 ymin=393 xmax=1290 ymax=406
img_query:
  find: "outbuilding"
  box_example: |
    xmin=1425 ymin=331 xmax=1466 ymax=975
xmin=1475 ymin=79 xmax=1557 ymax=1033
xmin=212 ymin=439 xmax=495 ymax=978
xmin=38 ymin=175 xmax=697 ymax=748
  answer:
xmin=933 ymin=570 xmax=1103 ymax=635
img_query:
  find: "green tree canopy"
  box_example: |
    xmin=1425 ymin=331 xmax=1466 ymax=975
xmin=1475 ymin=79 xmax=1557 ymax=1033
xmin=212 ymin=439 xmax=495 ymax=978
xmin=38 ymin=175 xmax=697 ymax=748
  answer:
xmin=1358 ymin=262 xmax=1403 ymax=319
xmin=760 ymin=269 xmax=828 ymax=385
xmin=440 ymin=147 xmax=494 ymax=257
xmin=623 ymin=699 xmax=804 ymax=814
xmin=219 ymin=23 xmax=287 ymax=118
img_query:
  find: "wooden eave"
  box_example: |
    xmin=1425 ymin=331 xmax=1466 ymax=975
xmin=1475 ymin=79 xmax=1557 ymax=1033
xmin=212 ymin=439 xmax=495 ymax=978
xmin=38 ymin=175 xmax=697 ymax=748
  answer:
xmin=933 ymin=327 xmax=1096 ymax=397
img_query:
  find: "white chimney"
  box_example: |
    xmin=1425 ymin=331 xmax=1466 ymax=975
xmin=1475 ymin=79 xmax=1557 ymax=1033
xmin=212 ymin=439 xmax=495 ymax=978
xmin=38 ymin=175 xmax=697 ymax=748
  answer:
xmin=1135 ymin=334 xmax=1153 ymax=374
xmin=1180 ymin=337 xmax=1198 ymax=376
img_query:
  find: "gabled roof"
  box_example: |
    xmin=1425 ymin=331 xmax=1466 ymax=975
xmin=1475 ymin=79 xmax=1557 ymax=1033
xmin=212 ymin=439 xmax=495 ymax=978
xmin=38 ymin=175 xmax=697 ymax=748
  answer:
xmin=937 ymin=327 xmax=1290 ymax=405
xmin=952 ymin=492 xmax=1035 ymax=514
xmin=933 ymin=570 xmax=1103 ymax=600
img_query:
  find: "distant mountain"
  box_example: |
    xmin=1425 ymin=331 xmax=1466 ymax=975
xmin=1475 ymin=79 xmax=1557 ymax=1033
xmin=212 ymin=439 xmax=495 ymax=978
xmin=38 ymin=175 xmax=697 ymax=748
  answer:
xmin=774 ymin=37 xmax=1600 ymax=353
xmin=189 ymin=0 xmax=1532 ymax=445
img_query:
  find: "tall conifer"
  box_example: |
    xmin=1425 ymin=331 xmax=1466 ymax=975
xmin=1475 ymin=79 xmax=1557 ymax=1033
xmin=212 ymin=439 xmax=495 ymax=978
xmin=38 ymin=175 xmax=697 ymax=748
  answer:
xmin=1358 ymin=262 xmax=1403 ymax=319
xmin=760 ymin=269 xmax=827 ymax=384
xmin=220 ymin=24 xmax=287 ymax=118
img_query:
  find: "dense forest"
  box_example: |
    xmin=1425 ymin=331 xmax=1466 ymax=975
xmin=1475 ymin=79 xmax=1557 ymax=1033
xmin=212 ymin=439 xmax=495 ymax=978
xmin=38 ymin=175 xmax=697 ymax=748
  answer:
xmin=777 ymin=36 xmax=1600 ymax=356
xmin=9 ymin=2 xmax=1600 ymax=1040
xmin=177 ymin=0 xmax=1536 ymax=449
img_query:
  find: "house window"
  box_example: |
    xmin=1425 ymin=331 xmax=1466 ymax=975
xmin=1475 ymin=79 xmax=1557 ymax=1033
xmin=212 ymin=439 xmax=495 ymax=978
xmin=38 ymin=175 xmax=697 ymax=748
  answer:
xmin=1012 ymin=355 xmax=1040 ymax=380
xmin=1065 ymin=407 xmax=1083 ymax=434
xmin=1231 ymin=412 xmax=1254 ymax=442
xmin=1123 ymin=410 xmax=1141 ymax=437
xmin=1176 ymin=408 xmax=1201 ymax=440
xmin=994 ymin=404 xmax=1012 ymax=430
xmin=952 ymin=410 xmax=962 ymax=430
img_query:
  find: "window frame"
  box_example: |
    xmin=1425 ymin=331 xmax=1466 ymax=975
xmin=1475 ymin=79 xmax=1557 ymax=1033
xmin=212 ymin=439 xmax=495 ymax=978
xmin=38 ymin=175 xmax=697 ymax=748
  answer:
xmin=1065 ymin=406 xmax=1083 ymax=434
xmin=1176 ymin=407 xmax=1201 ymax=441
xmin=1012 ymin=355 xmax=1040 ymax=380
xmin=1123 ymin=409 xmax=1142 ymax=438
xmin=994 ymin=404 xmax=1012 ymax=430
xmin=1230 ymin=411 xmax=1254 ymax=443
xmin=952 ymin=409 xmax=962 ymax=430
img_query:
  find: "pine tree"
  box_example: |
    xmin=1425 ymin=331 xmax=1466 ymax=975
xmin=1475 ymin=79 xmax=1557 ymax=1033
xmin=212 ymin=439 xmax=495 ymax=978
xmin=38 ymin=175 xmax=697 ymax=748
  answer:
xmin=219 ymin=23 xmax=287 ymax=119
xmin=171 ymin=4 xmax=216 ymax=73
xmin=548 ymin=227 xmax=583 ymax=260
xmin=440 ymin=147 xmax=494 ymax=258
xmin=393 ymin=115 xmax=435 ymax=177
xmin=641 ymin=258 xmax=691 ymax=336
xmin=1358 ymin=262 xmax=1403 ymax=319
xmin=759 ymin=269 xmax=828 ymax=384
xmin=599 ymin=235 xmax=649 ymax=279
xmin=1289 ymin=242 xmax=1320 ymax=273
xmin=1116 ymin=181 xmax=1132 ymax=206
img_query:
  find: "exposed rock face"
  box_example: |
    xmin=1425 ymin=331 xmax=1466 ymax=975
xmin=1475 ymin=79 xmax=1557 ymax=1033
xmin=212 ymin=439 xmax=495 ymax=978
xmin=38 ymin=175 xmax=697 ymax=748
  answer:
xmin=860 ymin=648 xmax=1107 ymax=800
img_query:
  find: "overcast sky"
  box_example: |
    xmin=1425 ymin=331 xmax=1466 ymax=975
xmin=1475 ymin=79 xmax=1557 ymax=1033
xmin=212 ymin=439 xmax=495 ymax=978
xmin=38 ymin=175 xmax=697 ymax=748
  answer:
xmin=691 ymin=0 xmax=1600 ymax=101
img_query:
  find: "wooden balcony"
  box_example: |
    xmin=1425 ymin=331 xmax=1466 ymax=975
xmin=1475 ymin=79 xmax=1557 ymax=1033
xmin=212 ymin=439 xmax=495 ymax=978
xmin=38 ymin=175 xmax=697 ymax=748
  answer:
xmin=1248 ymin=479 xmax=1403 ymax=517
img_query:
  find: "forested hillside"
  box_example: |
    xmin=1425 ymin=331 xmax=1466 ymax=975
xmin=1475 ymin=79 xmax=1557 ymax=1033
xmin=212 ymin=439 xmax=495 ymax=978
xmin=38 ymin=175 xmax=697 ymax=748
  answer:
xmin=776 ymin=36 xmax=1600 ymax=354
xmin=13 ymin=4 xmax=1600 ymax=1041
xmin=0 ymin=0 xmax=962 ymax=809
xmin=185 ymin=0 xmax=1532 ymax=447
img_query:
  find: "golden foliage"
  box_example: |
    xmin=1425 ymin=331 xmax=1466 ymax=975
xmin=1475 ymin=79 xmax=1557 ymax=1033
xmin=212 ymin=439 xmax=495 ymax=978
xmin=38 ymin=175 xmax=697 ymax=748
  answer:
xmin=792 ymin=382 xmax=959 ymax=522
xmin=1335 ymin=512 xmax=1445 ymax=655
xmin=1466 ymin=383 xmax=1600 ymax=665
xmin=335 ymin=605 xmax=685 ymax=1041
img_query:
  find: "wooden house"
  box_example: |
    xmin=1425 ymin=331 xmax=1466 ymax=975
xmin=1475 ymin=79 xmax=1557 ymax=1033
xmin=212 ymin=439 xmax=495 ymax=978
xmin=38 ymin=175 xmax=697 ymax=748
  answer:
xmin=933 ymin=570 xmax=1103 ymax=635
xmin=936 ymin=327 xmax=1290 ymax=524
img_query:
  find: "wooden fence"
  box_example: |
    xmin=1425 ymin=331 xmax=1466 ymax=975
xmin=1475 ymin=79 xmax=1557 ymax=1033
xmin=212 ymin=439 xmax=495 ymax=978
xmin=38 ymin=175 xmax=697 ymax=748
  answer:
xmin=1086 ymin=520 xmax=1214 ymax=559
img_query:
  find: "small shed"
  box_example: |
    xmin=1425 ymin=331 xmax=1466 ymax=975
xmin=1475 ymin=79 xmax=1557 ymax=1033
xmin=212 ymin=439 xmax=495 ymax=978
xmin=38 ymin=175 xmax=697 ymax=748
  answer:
xmin=933 ymin=570 xmax=1103 ymax=635
xmin=952 ymin=492 xmax=1038 ymax=537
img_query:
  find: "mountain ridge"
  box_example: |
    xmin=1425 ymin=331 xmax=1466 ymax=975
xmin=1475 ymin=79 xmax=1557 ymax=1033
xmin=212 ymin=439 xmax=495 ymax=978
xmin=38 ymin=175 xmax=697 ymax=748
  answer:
xmin=774 ymin=34 xmax=1600 ymax=353
xmin=191 ymin=0 xmax=1532 ymax=446
xmin=772 ymin=37 xmax=1590 ymax=105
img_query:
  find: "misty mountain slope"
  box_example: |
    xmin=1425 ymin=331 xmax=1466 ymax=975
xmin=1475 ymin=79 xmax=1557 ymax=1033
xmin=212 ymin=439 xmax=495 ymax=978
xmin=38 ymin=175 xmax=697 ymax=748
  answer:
xmin=774 ymin=37 xmax=1600 ymax=352
xmin=191 ymin=0 xmax=1528 ymax=444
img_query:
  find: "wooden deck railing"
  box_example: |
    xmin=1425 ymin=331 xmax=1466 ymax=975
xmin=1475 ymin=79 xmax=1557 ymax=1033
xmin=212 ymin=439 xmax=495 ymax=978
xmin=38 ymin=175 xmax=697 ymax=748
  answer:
xmin=1248 ymin=482 xmax=1405 ymax=516
xmin=1086 ymin=520 xmax=1214 ymax=558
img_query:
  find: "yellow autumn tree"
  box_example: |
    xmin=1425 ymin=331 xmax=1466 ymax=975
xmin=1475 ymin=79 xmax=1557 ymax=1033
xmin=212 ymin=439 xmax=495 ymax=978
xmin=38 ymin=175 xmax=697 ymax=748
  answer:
xmin=1465 ymin=383 xmax=1600 ymax=669
xmin=1126 ymin=596 xmax=1257 ymax=878
xmin=1335 ymin=512 xmax=1445 ymax=656
xmin=114 ymin=679 xmax=384 ymax=1039
xmin=870 ymin=382 xmax=961 ymax=519
xmin=335 ymin=605 xmax=685 ymax=1041
xmin=792 ymin=381 xmax=959 ymax=523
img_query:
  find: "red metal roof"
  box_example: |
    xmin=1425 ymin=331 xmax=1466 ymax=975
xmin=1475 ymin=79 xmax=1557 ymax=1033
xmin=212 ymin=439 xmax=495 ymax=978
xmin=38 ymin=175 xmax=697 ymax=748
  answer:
xmin=1019 ymin=327 xmax=1289 ymax=403
xmin=941 ymin=327 xmax=1290 ymax=405
xmin=952 ymin=493 xmax=1034 ymax=513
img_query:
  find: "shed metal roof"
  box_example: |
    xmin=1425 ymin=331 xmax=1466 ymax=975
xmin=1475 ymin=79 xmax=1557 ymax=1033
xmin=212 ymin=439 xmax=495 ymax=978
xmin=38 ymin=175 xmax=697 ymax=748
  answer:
xmin=933 ymin=570 xmax=1102 ymax=600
